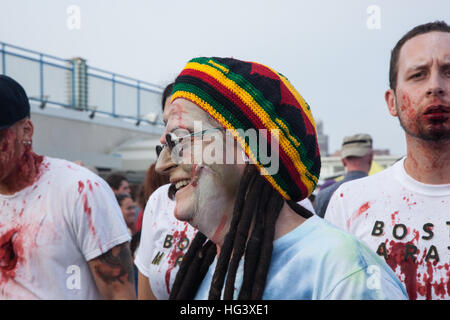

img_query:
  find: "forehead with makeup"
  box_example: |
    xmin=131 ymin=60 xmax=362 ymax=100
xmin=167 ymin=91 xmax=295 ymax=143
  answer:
xmin=398 ymin=32 xmax=450 ymax=77
xmin=162 ymin=98 xmax=220 ymax=137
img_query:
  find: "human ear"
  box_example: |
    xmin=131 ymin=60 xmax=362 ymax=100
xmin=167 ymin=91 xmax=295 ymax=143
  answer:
xmin=17 ymin=118 xmax=34 ymax=143
xmin=385 ymin=89 xmax=398 ymax=117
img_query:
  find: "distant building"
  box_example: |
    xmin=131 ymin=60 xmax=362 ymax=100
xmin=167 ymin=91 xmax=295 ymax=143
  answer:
xmin=316 ymin=119 xmax=329 ymax=156
xmin=373 ymin=149 xmax=390 ymax=156
xmin=318 ymin=154 xmax=402 ymax=186
xmin=330 ymin=148 xmax=391 ymax=157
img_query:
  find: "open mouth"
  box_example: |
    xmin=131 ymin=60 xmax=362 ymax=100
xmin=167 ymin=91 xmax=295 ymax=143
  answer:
xmin=423 ymin=105 xmax=449 ymax=122
xmin=170 ymin=165 xmax=205 ymax=197
xmin=174 ymin=179 xmax=191 ymax=192
xmin=424 ymin=105 xmax=449 ymax=114
xmin=169 ymin=178 xmax=192 ymax=198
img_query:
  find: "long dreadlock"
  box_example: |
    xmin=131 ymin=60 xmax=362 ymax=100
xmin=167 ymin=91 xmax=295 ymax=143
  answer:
xmin=169 ymin=165 xmax=313 ymax=300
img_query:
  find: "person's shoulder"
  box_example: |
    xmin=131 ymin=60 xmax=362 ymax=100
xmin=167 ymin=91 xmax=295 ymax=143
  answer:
xmin=304 ymin=217 xmax=368 ymax=257
xmin=280 ymin=218 xmax=374 ymax=282
xmin=318 ymin=218 xmax=392 ymax=267
xmin=151 ymin=184 xmax=171 ymax=197
xmin=44 ymin=156 xmax=90 ymax=175
xmin=145 ymin=183 xmax=174 ymax=213
xmin=316 ymin=182 xmax=338 ymax=198
xmin=43 ymin=156 xmax=107 ymax=191
xmin=284 ymin=218 xmax=407 ymax=299
xmin=333 ymin=166 xmax=395 ymax=196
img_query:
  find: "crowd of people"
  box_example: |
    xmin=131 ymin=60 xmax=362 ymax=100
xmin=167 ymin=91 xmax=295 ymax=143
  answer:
xmin=0 ymin=21 xmax=449 ymax=300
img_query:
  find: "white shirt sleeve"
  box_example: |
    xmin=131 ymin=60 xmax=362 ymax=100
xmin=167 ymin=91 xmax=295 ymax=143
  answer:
xmin=71 ymin=176 xmax=131 ymax=261
xmin=134 ymin=196 xmax=157 ymax=277
xmin=298 ymin=198 xmax=316 ymax=214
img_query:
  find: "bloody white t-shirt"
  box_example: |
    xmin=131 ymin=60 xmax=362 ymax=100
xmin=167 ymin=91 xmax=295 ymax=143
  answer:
xmin=325 ymin=158 xmax=450 ymax=300
xmin=0 ymin=157 xmax=130 ymax=299
xmin=135 ymin=184 xmax=197 ymax=300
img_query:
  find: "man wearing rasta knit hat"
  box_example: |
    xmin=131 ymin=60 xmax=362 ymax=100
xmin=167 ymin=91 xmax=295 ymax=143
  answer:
xmin=156 ymin=57 xmax=407 ymax=300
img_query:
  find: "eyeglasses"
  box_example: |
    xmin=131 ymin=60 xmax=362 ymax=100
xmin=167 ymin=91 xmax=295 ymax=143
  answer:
xmin=156 ymin=127 xmax=224 ymax=157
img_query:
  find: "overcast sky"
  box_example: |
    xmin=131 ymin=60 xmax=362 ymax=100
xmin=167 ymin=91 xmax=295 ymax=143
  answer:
xmin=0 ymin=0 xmax=449 ymax=155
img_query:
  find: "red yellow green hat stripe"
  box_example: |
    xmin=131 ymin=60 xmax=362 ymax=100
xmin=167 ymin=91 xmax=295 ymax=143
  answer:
xmin=171 ymin=57 xmax=321 ymax=201
xmin=180 ymin=60 xmax=318 ymax=190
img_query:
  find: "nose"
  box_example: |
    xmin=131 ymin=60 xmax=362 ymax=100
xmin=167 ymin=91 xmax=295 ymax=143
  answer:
xmin=426 ymin=70 xmax=446 ymax=97
xmin=155 ymin=144 xmax=176 ymax=175
xmin=159 ymin=129 xmax=168 ymax=145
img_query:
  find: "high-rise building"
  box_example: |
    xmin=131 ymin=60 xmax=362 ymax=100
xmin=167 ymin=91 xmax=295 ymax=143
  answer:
xmin=316 ymin=119 xmax=329 ymax=156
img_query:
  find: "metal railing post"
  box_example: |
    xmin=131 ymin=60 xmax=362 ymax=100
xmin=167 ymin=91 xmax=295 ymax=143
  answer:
xmin=71 ymin=60 xmax=75 ymax=108
xmin=112 ymin=73 xmax=116 ymax=117
xmin=137 ymin=80 xmax=141 ymax=121
xmin=0 ymin=41 xmax=164 ymax=123
xmin=1 ymin=43 xmax=6 ymax=75
xmin=39 ymin=53 xmax=44 ymax=100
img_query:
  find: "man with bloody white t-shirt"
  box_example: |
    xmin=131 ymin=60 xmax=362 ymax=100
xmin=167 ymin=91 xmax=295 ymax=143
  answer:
xmin=325 ymin=21 xmax=450 ymax=300
xmin=0 ymin=75 xmax=136 ymax=299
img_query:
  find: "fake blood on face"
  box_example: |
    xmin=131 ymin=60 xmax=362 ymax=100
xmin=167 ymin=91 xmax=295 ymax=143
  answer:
xmin=1 ymin=145 xmax=44 ymax=193
xmin=0 ymin=129 xmax=17 ymax=180
xmin=400 ymin=93 xmax=412 ymax=112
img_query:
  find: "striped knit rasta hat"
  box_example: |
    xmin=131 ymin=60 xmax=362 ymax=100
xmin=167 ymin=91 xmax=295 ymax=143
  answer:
xmin=171 ymin=57 xmax=321 ymax=202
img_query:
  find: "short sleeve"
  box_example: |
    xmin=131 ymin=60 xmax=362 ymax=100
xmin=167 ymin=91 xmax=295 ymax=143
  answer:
xmin=134 ymin=197 xmax=158 ymax=277
xmin=71 ymin=177 xmax=131 ymax=261
xmin=323 ymin=267 xmax=408 ymax=300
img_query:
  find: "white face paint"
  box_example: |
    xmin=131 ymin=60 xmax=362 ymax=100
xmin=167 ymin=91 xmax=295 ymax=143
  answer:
xmin=156 ymin=98 xmax=245 ymax=245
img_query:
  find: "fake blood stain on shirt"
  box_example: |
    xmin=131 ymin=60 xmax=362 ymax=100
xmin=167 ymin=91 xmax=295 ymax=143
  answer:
xmin=0 ymin=230 xmax=19 ymax=272
xmin=165 ymin=224 xmax=190 ymax=294
xmin=0 ymin=160 xmax=51 ymax=287
xmin=0 ymin=228 xmax=26 ymax=288
xmin=0 ymin=209 xmax=52 ymax=291
xmin=385 ymin=238 xmax=449 ymax=300
xmin=346 ymin=201 xmax=371 ymax=228
xmin=79 ymin=180 xmax=103 ymax=254
xmin=78 ymin=181 xmax=84 ymax=194
xmin=403 ymin=195 xmax=417 ymax=209
xmin=391 ymin=210 xmax=400 ymax=225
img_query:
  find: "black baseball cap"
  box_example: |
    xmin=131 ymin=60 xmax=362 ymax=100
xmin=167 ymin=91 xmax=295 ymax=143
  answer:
xmin=0 ymin=75 xmax=30 ymax=130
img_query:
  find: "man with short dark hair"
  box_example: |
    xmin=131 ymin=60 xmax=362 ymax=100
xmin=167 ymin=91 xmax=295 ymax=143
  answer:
xmin=106 ymin=173 xmax=131 ymax=195
xmin=314 ymin=133 xmax=373 ymax=218
xmin=325 ymin=21 xmax=450 ymax=300
xmin=0 ymin=75 xmax=136 ymax=299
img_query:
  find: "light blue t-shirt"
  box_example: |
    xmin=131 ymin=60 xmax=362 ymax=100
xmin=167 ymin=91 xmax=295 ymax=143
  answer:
xmin=195 ymin=216 xmax=408 ymax=300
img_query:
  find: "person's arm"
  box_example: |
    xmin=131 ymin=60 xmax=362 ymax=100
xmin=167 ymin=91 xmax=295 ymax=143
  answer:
xmin=138 ymin=271 xmax=158 ymax=300
xmin=88 ymin=242 xmax=136 ymax=299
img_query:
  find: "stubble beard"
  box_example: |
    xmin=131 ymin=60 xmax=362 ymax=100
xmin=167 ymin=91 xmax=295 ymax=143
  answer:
xmin=396 ymin=105 xmax=450 ymax=142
